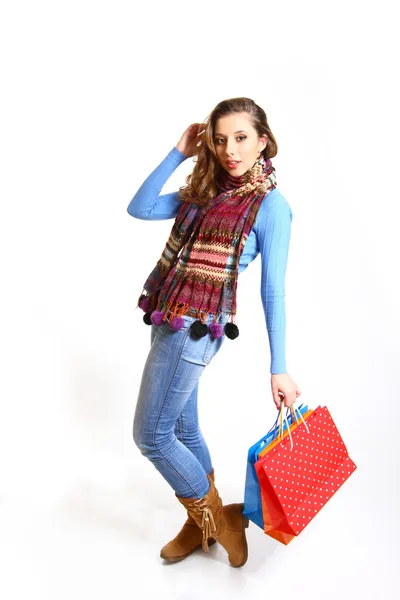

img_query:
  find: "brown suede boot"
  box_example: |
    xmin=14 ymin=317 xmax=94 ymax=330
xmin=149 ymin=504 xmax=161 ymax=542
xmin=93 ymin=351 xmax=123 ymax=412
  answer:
xmin=176 ymin=473 xmax=249 ymax=568
xmin=160 ymin=468 xmax=217 ymax=562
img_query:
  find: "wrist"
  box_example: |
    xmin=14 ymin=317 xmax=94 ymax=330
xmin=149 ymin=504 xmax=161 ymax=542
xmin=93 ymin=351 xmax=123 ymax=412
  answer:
xmin=174 ymin=145 xmax=188 ymax=158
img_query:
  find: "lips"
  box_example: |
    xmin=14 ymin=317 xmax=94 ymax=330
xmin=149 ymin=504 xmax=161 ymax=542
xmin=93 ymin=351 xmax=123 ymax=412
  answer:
xmin=227 ymin=160 xmax=240 ymax=166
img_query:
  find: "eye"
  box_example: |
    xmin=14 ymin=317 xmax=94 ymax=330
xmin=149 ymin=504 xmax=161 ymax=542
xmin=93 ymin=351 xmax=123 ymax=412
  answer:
xmin=214 ymin=135 xmax=247 ymax=144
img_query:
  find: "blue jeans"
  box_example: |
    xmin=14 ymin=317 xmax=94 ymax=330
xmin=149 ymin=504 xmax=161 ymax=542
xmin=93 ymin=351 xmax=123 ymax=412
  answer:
xmin=133 ymin=312 xmax=229 ymax=498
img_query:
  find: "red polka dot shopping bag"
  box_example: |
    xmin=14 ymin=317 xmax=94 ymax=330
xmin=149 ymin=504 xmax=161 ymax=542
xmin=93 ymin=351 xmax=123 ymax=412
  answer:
xmin=257 ymin=405 xmax=314 ymax=545
xmin=254 ymin=403 xmax=357 ymax=542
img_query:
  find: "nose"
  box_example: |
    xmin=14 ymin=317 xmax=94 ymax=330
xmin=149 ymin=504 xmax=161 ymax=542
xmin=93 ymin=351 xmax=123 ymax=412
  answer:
xmin=225 ymin=140 xmax=237 ymax=157
xmin=225 ymin=138 xmax=236 ymax=158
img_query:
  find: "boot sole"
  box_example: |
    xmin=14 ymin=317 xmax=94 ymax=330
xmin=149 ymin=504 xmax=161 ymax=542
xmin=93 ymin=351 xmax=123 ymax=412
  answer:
xmin=160 ymin=537 xmax=217 ymax=562
xmin=230 ymin=503 xmax=249 ymax=568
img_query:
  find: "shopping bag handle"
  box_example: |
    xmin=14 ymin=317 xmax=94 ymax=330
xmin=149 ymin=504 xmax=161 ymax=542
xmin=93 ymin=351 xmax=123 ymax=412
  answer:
xmin=269 ymin=402 xmax=305 ymax=440
xmin=287 ymin=403 xmax=309 ymax=435
xmin=256 ymin=403 xmax=307 ymax=458
xmin=271 ymin=402 xmax=304 ymax=433
xmin=278 ymin=402 xmax=293 ymax=450
xmin=276 ymin=402 xmax=310 ymax=451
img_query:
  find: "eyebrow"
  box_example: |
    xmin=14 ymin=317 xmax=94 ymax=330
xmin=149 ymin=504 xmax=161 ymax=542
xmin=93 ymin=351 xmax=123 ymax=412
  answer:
xmin=214 ymin=130 xmax=248 ymax=136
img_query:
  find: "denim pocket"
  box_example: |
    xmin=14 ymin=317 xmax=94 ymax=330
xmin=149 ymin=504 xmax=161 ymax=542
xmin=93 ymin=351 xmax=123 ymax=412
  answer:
xmin=179 ymin=318 xmax=227 ymax=366
xmin=176 ymin=314 xmax=197 ymax=332
xmin=203 ymin=333 xmax=225 ymax=365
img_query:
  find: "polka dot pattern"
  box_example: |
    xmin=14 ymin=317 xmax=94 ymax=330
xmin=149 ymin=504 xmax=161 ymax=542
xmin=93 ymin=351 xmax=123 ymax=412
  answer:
xmin=255 ymin=406 xmax=357 ymax=537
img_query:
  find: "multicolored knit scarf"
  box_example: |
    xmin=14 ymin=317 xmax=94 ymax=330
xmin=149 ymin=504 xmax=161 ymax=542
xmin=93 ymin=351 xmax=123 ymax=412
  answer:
xmin=137 ymin=153 xmax=277 ymax=340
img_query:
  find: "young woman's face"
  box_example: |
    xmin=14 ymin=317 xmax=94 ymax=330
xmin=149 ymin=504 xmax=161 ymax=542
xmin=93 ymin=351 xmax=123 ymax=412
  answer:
xmin=213 ymin=112 xmax=267 ymax=176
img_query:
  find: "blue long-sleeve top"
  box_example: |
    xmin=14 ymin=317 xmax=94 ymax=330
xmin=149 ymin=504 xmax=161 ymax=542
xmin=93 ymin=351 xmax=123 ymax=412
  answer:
xmin=127 ymin=146 xmax=293 ymax=374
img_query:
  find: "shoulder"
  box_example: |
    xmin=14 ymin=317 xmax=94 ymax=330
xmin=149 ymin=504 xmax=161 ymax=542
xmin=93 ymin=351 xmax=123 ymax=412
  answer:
xmin=259 ymin=187 xmax=293 ymax=219
xmin=254 ymin=187 xmax=293 ymax=229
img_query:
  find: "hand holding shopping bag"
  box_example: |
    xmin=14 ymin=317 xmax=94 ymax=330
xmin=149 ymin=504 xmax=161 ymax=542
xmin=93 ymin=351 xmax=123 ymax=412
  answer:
xmin=271 ymin=373 xmax=302 ymax=409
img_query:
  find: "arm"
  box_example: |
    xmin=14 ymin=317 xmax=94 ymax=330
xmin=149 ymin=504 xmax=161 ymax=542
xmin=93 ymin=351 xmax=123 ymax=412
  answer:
xmin=255 ymin=194 xmax=293 ymax=374
xmin=126 ymin=146 xmax=188 ymax=220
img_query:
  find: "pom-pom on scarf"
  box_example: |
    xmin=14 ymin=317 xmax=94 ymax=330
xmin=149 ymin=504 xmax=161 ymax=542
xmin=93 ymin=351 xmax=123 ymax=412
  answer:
xmin=137 ymin=153 xmax=277 ymax=340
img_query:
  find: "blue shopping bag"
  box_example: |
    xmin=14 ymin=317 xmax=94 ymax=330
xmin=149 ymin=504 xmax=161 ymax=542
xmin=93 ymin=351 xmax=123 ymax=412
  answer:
xmin=243 ymin=403 xmax=309 ymax=529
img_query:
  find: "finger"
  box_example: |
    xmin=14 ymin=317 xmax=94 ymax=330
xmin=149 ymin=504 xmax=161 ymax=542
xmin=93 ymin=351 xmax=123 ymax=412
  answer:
xmin=283 ymin=393 xmax=291 ymax=407
xmin=273 ymin=391 xmax=281 ymax=409
xmin=285 ymin=394 xmax=297 ymax=408
xmin=278 ymin=392 xmax=286 ymax=408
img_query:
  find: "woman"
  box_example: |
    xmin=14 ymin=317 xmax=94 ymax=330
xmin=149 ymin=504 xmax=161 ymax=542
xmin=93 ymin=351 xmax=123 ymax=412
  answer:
xmin=127 ymin=97 xmax=301 ymax=568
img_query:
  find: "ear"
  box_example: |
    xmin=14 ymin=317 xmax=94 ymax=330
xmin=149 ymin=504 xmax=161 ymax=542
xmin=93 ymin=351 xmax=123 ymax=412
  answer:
xmin=259 ymin=135 xmax=268 ymax=153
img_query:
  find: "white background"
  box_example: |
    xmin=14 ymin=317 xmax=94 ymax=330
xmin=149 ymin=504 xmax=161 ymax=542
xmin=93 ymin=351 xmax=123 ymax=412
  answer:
xmin=1 ymin=0 xmax=398 ymax=598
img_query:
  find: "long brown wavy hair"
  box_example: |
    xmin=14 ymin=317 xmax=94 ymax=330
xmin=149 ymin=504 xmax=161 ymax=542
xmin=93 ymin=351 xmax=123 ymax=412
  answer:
xmin=177 ymin=97 xmax=278 ymax=207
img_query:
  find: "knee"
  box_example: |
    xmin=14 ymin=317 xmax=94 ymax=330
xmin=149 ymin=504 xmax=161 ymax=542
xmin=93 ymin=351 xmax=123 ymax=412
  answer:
xmin=133 ymin=429 xmax=154 ymax=458
xmin=179 ymin=425 xmax=203 ymax=446
xmin=133 ymin=425 xmax=173 ymax=459
xmin=132 ymin=409 xmax=153 ymax=453
xmin=133 ymin=421 xmax=149 ymax=454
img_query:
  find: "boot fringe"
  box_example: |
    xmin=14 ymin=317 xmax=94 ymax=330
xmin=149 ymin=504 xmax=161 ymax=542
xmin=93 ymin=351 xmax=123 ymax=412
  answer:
xmin=194 ymin=500 xmax=217 ymax=552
